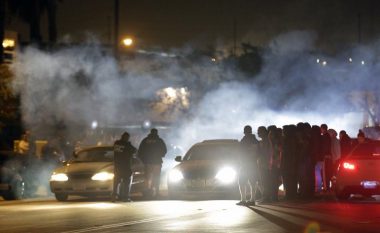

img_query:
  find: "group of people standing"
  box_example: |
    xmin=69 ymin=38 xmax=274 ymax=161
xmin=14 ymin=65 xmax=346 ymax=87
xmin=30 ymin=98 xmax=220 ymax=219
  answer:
xmin=237 ymin=122 xmax=362 ymax=206
xmin=112 ymin=128 xmax=167 ymax=202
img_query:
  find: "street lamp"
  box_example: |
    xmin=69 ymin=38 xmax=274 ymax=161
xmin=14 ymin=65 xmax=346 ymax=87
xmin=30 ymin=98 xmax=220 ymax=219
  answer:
xmin=122 ymin=37 xmax=133 ymax=47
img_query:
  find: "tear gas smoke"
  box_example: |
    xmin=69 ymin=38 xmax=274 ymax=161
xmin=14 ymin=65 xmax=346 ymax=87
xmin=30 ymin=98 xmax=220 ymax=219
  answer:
xmin=11 ymin=31 xmax=377 ymax=159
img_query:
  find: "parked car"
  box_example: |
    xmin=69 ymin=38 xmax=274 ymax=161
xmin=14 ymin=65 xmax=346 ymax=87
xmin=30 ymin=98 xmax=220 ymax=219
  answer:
xmin=0 ymin=151 xmax=28 ymax=200
xmin=49 ymin=145 xmax=144 ymax=201
xmin=167 ymin=139 xmax=241 ymax=199
xmin=334 ymin=141 xmax=380 ymax=200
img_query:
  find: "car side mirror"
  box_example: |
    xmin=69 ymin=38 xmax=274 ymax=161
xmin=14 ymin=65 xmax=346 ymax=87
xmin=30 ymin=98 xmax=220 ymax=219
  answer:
xmin=175 ymin=156 xmax=182 ymax=162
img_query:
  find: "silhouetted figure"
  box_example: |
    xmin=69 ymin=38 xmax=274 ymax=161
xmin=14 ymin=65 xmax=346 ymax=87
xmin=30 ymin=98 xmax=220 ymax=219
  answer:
xmin=320 ymin=124 xmax=332 ymax=191
xmin=310 ymin=125 xmax=322 ymax=194
xmin=339 ymin=130 xmax=352 ymax=159
xmin=281 ymin=125 xmax=298 ymax=200
xmin=268 ymin=127 xmax=282 ymax=202
xmin=237 ymin=125 xmax=259 ymax=206
xmin=112 ymin=132 xmax=136 ymax=202
xmin=138 ymin=128 xmax=167 ymax=198
xmin=257 ymin=126 xmax=270 ymax=200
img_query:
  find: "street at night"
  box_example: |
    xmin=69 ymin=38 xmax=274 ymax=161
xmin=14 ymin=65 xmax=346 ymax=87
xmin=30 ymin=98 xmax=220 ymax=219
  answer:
xmin=1 ymin=195 xmax=380 ymax=233
xmin=3 ymin=0 xmax=380 ymax=232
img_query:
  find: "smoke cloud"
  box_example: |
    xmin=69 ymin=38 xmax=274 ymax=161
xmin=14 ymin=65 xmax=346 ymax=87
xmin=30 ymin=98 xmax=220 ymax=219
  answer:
xmin=11 ymin=31 xmax=377 ymax=158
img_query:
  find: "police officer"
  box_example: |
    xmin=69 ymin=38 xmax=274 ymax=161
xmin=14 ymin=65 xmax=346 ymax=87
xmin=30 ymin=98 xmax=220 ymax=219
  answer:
xmin=237 ymin=125 xmax=259 ymax=206
xmin=138 ymin=128 xmax=167 ymax=198
xmin=112 ymin=132 xmax=136 ymax=202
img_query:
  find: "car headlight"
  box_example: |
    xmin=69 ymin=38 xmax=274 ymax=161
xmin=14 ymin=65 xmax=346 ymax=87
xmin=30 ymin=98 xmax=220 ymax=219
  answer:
xmin=169 ymin=169 xmax=184 ymax=183
xmin=91 ymin=172 xmax=114 ymax=181
xmin=215 ymin=167 xmax=236 ymax=184
xmin=50 ymin=173 xmax=69 ymax=182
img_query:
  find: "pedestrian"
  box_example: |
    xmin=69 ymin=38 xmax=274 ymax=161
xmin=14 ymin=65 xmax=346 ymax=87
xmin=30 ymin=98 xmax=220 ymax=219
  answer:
xmin=320 ymin=124 xmax=332 ymax=191
xmin=268 ymin=127 xmax=282 ymax=202
xmin=281 ymin=125 xmax=298 ymax=200
xmin=339 ymin=130 xmax=352 ymax=159
xmin=328 ymin=129 xmax=341 ymax=177
xmin=137 ymin=128 xmax=167 ymax=199
xmin=112 ymin=132 xmax=137 ymax=202
xmin=236 ymin=125 xmax=259 ymax=206
xmin=310 ymin=125 xmax=322 ymax=193
xmin=256 ymin=126 xmax=270 ymax=201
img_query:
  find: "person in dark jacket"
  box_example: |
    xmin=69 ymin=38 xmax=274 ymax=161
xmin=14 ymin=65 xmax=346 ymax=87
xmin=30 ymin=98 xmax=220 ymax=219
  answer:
xmin=320 ymin=124 xmax=332 ymax=191
xmin=138 ymin=128 xmax=167 ymax=198
xmin=112 ymin=132 xmax=137 ymax=202
xmin=237 ymin=125 xmax=259 ymax=206
xmin=339 ymin=130 xmax=352 ymax=159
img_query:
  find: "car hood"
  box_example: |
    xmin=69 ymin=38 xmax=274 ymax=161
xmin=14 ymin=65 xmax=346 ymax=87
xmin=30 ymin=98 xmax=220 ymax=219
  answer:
xmin=172 ymin=160 xmax=238 ymax=179
xmin=54 ymin=162 xmax=113 ymax=174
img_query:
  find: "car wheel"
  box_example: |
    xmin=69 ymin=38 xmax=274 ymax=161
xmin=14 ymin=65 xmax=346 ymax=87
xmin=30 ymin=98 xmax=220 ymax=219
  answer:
xmin=336 ymin=190 xmax=350 ymax=200
xmin=55 ymin=193 xmax=69 ymax=201
xmin=3 ymin=180 xmax=25 ymax=200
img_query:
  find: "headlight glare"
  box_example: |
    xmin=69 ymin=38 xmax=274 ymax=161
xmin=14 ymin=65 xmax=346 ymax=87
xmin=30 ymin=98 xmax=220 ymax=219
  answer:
xmin=91 ymin=172 xmax=114 ymax=181
xmin=169 ymin=169 xmax=183 ymax=183
xmin=215 ymin=167 xmax=236 ymax=183
xmin=50 ymin=173 xmax=68 ymax=182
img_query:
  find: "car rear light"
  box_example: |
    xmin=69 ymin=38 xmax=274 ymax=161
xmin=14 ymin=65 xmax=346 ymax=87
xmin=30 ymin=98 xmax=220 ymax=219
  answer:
xmin=342 ymin=162 xmax=356 ymax=170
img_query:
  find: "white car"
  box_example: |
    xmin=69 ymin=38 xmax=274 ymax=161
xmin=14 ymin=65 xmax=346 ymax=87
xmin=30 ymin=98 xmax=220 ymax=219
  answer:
xmin=50 ymin=146 xmax=144 ymax=201
xmin=334 ymin=141 xmax=380 ymax=200
xmin=167 ymin=139 xmax=241 ymax=199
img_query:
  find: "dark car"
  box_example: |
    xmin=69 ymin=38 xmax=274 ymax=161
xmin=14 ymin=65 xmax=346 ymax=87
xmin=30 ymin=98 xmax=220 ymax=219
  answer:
xmin=167 ymin=139 xmax=241 ymax=199
xmin=334 ymin=141 xmax=380 ymax=200
xmin=0 ymin=151 xmax=28 ymax=200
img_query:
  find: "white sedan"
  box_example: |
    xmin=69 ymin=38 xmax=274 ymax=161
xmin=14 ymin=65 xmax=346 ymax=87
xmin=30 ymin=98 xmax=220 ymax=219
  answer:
xmin=50 ymin=146 xmax=144 ymax=201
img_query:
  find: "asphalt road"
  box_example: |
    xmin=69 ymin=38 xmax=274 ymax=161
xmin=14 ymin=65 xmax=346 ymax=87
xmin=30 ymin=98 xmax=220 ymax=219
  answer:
xmin=1 ymin=195 xmax=380 ymax=233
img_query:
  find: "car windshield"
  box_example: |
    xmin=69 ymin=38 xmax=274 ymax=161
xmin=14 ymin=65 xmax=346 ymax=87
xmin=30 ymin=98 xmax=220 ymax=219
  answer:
xmin=350 ymin=143 xmax=380 ymax=157
xmin=183 ymin=144 xmax=239 ymax=161
xmin=71 ymin=148 xmax=114 ymax=162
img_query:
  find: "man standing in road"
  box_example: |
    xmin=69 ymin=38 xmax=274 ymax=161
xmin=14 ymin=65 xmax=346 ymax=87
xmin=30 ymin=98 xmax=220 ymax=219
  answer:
xmin=138 ymin=128 xmax=167 ymax=199
xmin=112 ymin=132 xmax=137 ymax=202
xmin=237 ymin=125 xmax=259 ymax=206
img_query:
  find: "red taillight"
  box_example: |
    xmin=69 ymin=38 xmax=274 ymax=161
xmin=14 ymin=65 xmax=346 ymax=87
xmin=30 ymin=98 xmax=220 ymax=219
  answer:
xmin=342 ymin=162 xmax=356 ymax=170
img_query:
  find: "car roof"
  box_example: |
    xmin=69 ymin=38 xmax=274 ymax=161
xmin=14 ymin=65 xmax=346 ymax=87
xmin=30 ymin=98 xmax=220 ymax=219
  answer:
xmin=193 ymin=139 xmax=239 ymax=146
xmin=76 ymin=145 xmax=113 ymax=153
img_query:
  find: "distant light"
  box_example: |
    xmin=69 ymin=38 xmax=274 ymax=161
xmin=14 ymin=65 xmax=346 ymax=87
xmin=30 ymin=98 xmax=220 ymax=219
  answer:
xmin=122 ymin=38 xmax=133 ymax=47
xmin=361 ymin=60 xmax=365 ymax=65
xmin=91 ymin=121 xmax=98 ymax=129
xmin=2 ymin=39 xmax=15 ymax=48
xmin=211 ymin=58 xmax=216 ymax=62
xmin=316 ymin=58 xmax=320 ymax=63
xmin=349 ymin=58 xmax=353 ymax=63
xmin=143 ymin=120 xmax=151 ymax=129
xmin=322 ymin=61 xmax=327 ymax=66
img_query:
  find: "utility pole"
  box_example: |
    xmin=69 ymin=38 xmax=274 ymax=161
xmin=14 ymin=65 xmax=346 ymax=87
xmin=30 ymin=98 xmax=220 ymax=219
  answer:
xmin=233 ymin=16 xmax=237 ymax=57
xmin=114 ymin=0 xmax=119 ymax=58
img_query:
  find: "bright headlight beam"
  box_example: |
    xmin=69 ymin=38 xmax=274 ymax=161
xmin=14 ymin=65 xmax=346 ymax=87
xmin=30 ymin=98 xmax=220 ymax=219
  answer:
xmin=215 ymin=167 xmax=236 ymax=184
xmin=50 ymin=173 xmax=68 ymax=182
xmin=169 ymin=169 xmax=183 ymax=183
xmin=91 ymin=172 xmax=114 ymax=181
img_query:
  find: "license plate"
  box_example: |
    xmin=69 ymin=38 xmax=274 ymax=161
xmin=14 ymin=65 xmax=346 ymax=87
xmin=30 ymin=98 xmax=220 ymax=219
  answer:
xmin=73 ymin=184 xmax=86 ymax=191
xmin=362 ymin=181 xmax=378 ymax=189
xmin=191 ymin=180 xmax=205 ymax=188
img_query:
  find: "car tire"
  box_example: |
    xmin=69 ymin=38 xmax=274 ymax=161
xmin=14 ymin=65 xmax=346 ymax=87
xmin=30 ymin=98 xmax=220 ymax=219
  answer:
xmin=3 ymin=180 xmax=25 ymax=200
xmin=55 ymin=193 xmax=69 ymax=201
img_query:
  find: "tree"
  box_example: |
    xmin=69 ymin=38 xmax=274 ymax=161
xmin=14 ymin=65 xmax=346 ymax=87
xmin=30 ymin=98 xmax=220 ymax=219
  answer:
xmin=0 ymin=0 xmax=5 ymax=63
xmin=8 ymin=0 xmax=59 ymax=45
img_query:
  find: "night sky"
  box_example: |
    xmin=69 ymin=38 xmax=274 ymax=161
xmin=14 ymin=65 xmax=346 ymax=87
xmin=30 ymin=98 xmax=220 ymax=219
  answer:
xmin=6 ymin=0 xmax=380 ymax=53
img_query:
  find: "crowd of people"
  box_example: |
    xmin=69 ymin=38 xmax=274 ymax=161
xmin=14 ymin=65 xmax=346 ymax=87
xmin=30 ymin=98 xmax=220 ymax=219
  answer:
xmin=236 ymin=122 xmax=367 ymax=206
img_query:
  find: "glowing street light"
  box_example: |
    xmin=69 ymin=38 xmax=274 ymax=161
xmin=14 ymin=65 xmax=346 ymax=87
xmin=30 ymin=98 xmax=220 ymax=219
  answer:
xmin=122 ymin=37 xmax=133 ymax=47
